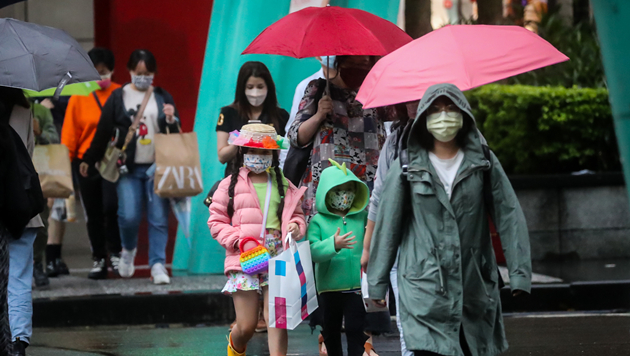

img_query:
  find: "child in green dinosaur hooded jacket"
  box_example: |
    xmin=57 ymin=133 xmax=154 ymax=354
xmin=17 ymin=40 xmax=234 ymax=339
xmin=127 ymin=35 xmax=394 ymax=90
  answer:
xmin=308 ymin=159 xmax=370 ymax=356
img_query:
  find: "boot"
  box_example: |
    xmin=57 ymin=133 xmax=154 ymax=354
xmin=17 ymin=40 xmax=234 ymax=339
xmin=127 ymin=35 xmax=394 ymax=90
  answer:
xmin=227 ymin=333 xmax=246 ymax=356
xmin=9 ymin=338 xmax=27 ymax=356
xmin=33 ymin=261 xmax=50 ymax=288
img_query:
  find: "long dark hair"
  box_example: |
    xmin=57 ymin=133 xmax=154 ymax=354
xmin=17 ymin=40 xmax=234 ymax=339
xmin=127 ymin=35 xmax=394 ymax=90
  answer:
xmin=227 ymin=147 xmax=285 ymax=226
xmin=232 ymin=61 xmax=281 ymax=130
xmin=391 ymin=103 xmax=411 ymax=132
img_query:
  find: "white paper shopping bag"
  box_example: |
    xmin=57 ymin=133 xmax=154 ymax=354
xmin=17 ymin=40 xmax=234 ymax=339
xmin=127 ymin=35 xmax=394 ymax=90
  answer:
xmin=268 ymin=233 xmax=319 ymax=330
xmin=361 ymin=272 xmax=389 ymax=313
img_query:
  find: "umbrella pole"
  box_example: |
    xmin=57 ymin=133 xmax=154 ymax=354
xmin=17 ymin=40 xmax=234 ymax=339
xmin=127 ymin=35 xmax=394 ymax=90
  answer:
xmin=325 ymin=56 xmax=330 ymax=96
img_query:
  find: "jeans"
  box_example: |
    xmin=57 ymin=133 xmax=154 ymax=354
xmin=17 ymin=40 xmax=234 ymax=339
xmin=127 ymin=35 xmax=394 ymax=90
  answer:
xmin=320 ymin=292 xmax=369 ymax=356
xmin=391 ymin=251 xmax=413 ymax=356
xmin=117 ymin=164 xmax=169 ymax=267
xmin=73 ymin=160 xmax=121 ymax=260
xmin=9 ymin=228 xmax=37 ymax=344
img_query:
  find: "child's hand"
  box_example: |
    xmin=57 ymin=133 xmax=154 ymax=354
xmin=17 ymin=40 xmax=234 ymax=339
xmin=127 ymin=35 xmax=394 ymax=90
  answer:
xmin=334 ymin=228 xmax=356 ymax=251
xmin=240 ymin=239 xmax=258 ymax=252
xmin=288 ymin=223 xmax=300 ymax=240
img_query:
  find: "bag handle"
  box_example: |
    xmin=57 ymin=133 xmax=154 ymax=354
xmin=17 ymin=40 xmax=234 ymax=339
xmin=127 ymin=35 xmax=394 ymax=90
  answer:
xmin=122 ymin=86 xmax=154 ymax=152
xmin=92 ymin=92 xmax=103 ymax=110
xmin=259 ymin=172 xmax=273 ymax=239
xmin=239 ymin=237 xmax=261 ymax=252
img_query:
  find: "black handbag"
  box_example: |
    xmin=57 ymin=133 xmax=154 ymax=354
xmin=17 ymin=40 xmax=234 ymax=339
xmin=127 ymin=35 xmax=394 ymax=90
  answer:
xmin=283 ymin=78 xmax=327 ymax=186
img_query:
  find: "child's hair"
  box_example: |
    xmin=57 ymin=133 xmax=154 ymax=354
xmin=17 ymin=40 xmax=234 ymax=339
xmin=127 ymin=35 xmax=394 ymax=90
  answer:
xmin=227 ymin=147 xmax=285 ymax=224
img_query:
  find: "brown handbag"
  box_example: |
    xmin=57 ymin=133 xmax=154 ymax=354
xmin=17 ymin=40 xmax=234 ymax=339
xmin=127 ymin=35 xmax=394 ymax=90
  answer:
xmin=97 ymin=86 xmax=154 ymax=182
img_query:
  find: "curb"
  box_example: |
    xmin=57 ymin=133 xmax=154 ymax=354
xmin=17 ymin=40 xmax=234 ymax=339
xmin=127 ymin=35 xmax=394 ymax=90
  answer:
xmin=34 ymin=281 xmax=630 ymax=328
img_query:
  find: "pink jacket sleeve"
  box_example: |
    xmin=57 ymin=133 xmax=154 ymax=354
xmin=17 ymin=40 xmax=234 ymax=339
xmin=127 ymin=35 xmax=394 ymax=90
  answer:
xmin=289 ymin=187 xmax=308 ymax=241
xmin=208 ymin=178 xmax=241 ymax=253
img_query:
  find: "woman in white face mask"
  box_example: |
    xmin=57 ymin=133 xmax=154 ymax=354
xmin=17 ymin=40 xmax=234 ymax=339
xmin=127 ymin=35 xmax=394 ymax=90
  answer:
xmin=216 ymin=62 xmax=290 ymax=177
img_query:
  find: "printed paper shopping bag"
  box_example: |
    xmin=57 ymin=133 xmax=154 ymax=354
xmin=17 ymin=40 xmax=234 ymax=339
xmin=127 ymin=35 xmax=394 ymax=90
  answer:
xmin=268 ymin=233 xmax=318 ymax=330
xmin=154 ymin=131 xmax=203 ymax=198
xmin=32 ymin=144 xmax=73 ymax=198
xmin=361 ymin=272 xmax=389 ymax=313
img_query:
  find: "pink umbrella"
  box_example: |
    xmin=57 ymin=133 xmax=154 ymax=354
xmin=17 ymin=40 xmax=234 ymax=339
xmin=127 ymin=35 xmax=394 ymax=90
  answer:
xmin=356 ymin=25 xmax=569 ymax=108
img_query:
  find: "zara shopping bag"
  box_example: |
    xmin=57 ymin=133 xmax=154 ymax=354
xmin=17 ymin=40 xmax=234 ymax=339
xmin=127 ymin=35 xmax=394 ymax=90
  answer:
xmin=32 ymin=144 xmax=73 ymax=198
xmin=268 ymin=233 xmax=318 ymax=330
xmin=154 ymin=130 xmax=203 ymax=198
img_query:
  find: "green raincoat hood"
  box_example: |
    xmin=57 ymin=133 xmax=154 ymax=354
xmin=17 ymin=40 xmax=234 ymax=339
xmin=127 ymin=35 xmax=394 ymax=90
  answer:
xmin=315 ymin=160 xmax=370 ymax=216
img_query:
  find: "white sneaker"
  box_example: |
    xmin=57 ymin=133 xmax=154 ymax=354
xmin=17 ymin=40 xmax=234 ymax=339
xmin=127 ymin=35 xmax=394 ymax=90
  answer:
xmin=151 ymin=263 xmax=171 ymax=285
xmin=118 ymin=248 xmax=136 ymax=278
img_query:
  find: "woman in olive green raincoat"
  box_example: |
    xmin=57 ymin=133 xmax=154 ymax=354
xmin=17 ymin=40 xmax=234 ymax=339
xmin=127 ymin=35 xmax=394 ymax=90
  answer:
xmin=367 ymin=83 xmax=531 ymax=356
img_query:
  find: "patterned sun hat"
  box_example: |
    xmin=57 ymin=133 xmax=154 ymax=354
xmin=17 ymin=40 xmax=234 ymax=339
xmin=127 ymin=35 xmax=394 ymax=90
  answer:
xmin=228 ymin=123 xmax=289 ymax=150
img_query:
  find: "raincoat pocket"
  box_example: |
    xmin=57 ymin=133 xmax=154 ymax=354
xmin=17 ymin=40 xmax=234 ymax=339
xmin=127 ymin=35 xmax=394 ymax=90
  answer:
xmin=465 ymin=248 xmax=495 ymax=320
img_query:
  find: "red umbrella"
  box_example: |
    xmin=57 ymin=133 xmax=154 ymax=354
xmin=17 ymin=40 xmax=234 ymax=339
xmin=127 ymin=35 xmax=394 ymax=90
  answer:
xmin=242 ymin=6 xmax=412 ymax=58
xmin=356 ymin=25 xmax=570 ymax=108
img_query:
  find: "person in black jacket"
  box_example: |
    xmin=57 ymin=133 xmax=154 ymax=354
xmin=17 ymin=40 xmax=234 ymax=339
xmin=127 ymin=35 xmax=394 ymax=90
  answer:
xmin=82 ymin=49 xmax=179 ymax=285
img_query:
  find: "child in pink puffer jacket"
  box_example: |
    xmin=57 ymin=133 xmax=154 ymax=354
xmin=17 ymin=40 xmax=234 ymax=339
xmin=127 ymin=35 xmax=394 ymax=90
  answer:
xmin=208 ymin=123 xmax=307 ymax=356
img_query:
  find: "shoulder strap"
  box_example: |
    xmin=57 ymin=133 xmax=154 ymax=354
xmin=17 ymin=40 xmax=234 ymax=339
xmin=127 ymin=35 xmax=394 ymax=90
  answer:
xmin=259 ymin=173 xmax=273 ymax=239
xmin=121 ymin=86 xmax=154 ymax=152
xmin=92 ymin=92 xmax=103 ymax=110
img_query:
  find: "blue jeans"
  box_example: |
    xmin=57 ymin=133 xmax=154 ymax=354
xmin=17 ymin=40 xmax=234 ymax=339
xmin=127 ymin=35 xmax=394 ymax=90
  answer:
xmin=9 ymin=228 xmax=37 ymax=344
xmin=116 ymin=164 xmax=169 ymax=267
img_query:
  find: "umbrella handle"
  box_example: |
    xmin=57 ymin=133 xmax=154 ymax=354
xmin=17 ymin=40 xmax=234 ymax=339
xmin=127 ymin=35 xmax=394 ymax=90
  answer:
xmin=53 ymin=72 xmax=72 ymax=100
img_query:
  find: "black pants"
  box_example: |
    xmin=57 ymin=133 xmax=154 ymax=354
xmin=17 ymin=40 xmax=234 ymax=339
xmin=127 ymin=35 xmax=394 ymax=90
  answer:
xmin=34 ymin=203 xmax=49 ymax=264
xmin=320 ymin=292 xmax=369 ymax=356
xmin=72 ymin=160 xmax=121 ymax=260
xmin=414 ymin=326 xmax=472 ymax=356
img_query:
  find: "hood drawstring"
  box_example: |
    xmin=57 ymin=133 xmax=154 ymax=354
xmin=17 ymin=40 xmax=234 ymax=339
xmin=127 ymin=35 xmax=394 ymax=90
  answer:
xmin=433 ymin=247 xmax=447 ymax=297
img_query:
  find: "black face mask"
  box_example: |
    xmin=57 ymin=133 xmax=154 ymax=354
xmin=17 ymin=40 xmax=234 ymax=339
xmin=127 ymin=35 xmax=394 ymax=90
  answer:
xmin=340 ymin=67 xmax=371 ymax=90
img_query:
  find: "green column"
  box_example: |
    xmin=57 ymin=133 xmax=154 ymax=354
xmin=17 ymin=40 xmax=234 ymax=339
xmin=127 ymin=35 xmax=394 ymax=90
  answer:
xmin=173 ymin=0 xmax=401 ymax=274
xmin=591 ymin=1 xmax=630 ymax=203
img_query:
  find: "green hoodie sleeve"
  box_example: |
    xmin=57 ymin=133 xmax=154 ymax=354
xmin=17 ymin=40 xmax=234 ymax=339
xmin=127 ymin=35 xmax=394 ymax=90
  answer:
xmin=367 ymin=161 xmax=406 ymax=300
xmin=308 ymin=215 xmax=340 ymax=263
xmin=489 ymin=151 xmax=532 ymax=293
xmin=33 ymin=104 xmax=59 ymax=145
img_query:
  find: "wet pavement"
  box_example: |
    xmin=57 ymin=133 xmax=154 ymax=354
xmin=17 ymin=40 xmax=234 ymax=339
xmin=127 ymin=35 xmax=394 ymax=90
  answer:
xmin=28 ymin=313 xmax=630 ymax=356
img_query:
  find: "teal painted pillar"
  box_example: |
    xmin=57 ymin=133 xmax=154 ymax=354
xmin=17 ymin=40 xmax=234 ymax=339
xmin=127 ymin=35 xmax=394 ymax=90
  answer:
xmin=174 ymin=0 xmax=400 ymax=275
xmin=591 ymin=1 xmax=630 ymax=203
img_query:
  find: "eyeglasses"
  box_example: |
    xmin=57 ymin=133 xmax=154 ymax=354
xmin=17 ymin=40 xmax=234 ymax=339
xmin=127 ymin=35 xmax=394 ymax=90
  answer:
xmin=427 ymin=104 xmax=461 ymax=117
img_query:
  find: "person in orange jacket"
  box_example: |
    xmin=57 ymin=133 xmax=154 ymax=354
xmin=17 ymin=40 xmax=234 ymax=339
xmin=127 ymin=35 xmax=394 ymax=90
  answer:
xmin=61 ymin=47 xmax=122 ymax=279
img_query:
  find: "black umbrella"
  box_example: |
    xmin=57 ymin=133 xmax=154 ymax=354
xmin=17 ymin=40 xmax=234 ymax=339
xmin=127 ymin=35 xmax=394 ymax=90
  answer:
xmin=0 ymin=0 xmax=24 ymax=9
xmin=0 ymin=18 xmax=100 ymax=98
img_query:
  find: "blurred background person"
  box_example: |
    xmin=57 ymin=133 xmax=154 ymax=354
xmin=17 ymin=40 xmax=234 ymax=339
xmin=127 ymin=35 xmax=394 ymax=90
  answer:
xmin=82 ymin=49 xmax=180 ymax=285
xmin=62 ymin=47 xmax=122 ymax=280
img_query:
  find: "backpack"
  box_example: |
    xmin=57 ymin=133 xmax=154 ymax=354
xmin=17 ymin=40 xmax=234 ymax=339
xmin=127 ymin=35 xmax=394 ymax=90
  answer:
xmin=397 ymin=123 xmax=506 ymax=288
xmin=0 ymin=107 xmax=46 ymax=238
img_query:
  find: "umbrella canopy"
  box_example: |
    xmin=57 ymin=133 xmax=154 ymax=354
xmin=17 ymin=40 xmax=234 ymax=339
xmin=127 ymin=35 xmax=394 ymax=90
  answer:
xmin=0 ymin=0 xmax=24 ymax=9
xmin=356 ymin=25 xmax=570 ymax=108
xmin=0 ymin=18 xmax=100 ymax=94
xmin=242 ymin=6 xmax=412 ymax=58
xmin=23 ymin=81 xmax=100 ymax=98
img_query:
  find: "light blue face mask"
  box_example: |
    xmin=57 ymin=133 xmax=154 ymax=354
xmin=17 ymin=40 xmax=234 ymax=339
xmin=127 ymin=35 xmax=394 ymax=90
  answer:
xmin=318 ymin=55 xmax=337 ymax=69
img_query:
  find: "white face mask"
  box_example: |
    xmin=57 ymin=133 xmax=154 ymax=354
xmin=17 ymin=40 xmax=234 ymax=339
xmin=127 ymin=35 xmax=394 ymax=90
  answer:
xmin=245 ymin=88 xmax=268 ymax=107
xmin=426 ymin=111 xmax=464 ymax=143
xmin=243 ymin=153 xmax=273 ymax=174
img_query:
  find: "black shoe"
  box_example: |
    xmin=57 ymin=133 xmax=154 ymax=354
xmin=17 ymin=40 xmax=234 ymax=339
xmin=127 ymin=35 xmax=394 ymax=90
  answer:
xmin=46 ymin=259 xmax=59 ymax=277
xmin=46 ymin=258 xmax=69 ymax=277
xmin=57 ymin=258 xmax=70 ymax=275
xmin=109 ymin=253 xmax=121 ymax=274
xmin=9 ymin=338 xmax=27 ymax=356
xmin=33 ymin=261 xmax=50 ymax=288
xmin=87 ymin=258 xmax=107 ymax=280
